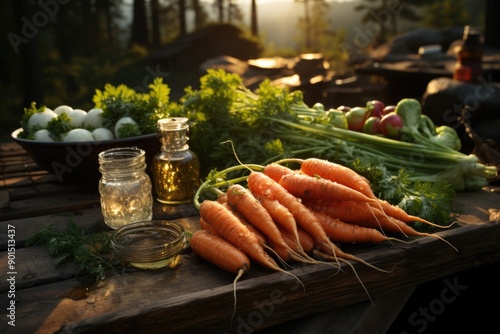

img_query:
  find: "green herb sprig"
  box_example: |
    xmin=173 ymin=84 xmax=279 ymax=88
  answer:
xmin=26 ymin=221 xmax=114 ymax=283
xmin=92 ymin=77 xmax=180 ymax=135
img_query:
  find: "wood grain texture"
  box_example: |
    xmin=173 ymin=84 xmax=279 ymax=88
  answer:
xmin=1 ymin=142 xmax=499 ymax=334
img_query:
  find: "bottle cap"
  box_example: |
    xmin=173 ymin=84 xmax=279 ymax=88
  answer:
xmin=157 ymin=117 xmax=189 ymax=149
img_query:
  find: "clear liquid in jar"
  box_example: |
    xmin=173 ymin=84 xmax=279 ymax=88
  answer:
xmin=99 ymin=179 xmax=153 ymax=229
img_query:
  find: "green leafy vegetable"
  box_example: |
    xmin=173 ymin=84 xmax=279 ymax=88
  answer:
xmin=434 ymin=125 xmax=462 ymax=151
xmin=19 ymin=102 xmax=54 ymax=139
xmin=20 ymin=102 xmax=40 ymax=135
xmin=395 ymin=98 xmax=422 ymax=132
xmin=398 ymin=100 xmax=461 ymax=152
xmin=92 ymin=77 xmax=178 ymax=135
xmin=179 ymin=69 xmax=498 ymax=227
xmin=46 ymin=113 xmax=73 ymax=140
xmin=417 ymin=114 xmax=437 ymax=138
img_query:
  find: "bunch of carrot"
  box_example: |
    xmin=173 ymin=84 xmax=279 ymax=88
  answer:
xmin=190 ymin=158 xmax=456 ymax=287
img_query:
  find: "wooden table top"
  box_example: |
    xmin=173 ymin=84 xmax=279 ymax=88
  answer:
xmin=1 ymin=141 xmax=499 ymax=334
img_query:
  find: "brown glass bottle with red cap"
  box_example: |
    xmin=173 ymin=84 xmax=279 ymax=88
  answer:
xmin=453 ymin=26 xmax=483 ymax=83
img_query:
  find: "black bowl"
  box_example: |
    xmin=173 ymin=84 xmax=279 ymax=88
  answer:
xmin=11 ymin=128 xmax=161 ymax=183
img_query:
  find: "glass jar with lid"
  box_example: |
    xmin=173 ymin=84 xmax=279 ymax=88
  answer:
xmin=98 ymin=147 xmax=153 ymax=229
xmin=151 ymin=117 xmax=201 ymax=204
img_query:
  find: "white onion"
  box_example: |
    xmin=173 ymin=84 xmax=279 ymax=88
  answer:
xmin=92 ymin=127 xmax=114 ymax=141
xmin=63 ymin=128 xmax=94 ymax=142
xmin=84 ymin=108 xmax=104 ymax=129
xmin=66 ymin=109 xmax=87 ymax=128
xmin=27 ymin=109 xmax=57 ymax=131
xmin=33 ymin=129 xmax=54 ymax=142
xmin=114 ymin=116 xmax=139 ymax=138
xmin=53 ymin=105 xmax=73 ymax=116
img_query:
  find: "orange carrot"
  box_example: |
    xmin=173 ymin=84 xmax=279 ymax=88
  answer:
xmin=280 ymin=169 xmax=398 ymax=234
xmin=268 ymin=228 xmax=315 ymax=265
xmin=250 ymin=173 xmax=397 ymax=272
xmin=226 ymin=184 xmax=309 ymax=263
xmin=199 ymin=200 xmax=281 ymax=271
xmin=247 ymin=171 xmax=342 ymax=264
xmin=189 ymin=229 xmax=250 ymax=328
xmin=300 ymin=158 xmax=447 ymax=229
xmin=247 ymin=170 xmax=394 ymax=304
xmin=263 ymin=163 xmax=295 ymax=182
xmin=375 ymin=200 xmax=450 ymax=228
xmin=199 ymin=200 xmax=308 ymax=288
xmin=301 ymin=157 xmax=389 ymax=211
xmin=190 ymin=229 xmax=250 ymax=276
xmin=296 ymin=227 xmax=316 ymax=254
xmin=279 ymin=224 xmax=315 ymax=255
xmin=279 ymin=172 xmax=377 ymax=204
xmin=304 ymin=199 xmax=414 ymax=239
xmin=217 ymin=192 xmax=228 ymax=204
xmin=303 ymin=199 xmax=384 ymax=223
xmin=202 ymin=213 xmax=267 ymax=247
xmin=259 ymin=197 xmax=302 ymax=252
xmin=200 ymin=217 xmax=217 ymax=234
xmin=356 ymin=214 xmax=423 ymax=235
xmin=306 ymin=200 xmax=428 ymax=238
xmin=355 ymin=215 xmax=457 ymax=251
xmin=221 ymin=202 xmax=267 ymax=246
xmin=312 ymin=210 xmax=396 ymax=244
xmin=300 ymin=158 xmax=375 ymax=199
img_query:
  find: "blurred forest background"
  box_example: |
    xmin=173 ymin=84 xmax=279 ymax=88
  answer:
xmin=0 ymin=0 xmax=485 ymax=141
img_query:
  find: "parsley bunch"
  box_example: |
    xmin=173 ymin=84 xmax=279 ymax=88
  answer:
xmin=92 ymin=77 xmax=181 ymax=136
xmin=181 ymin=69 xmax=303 ymax=175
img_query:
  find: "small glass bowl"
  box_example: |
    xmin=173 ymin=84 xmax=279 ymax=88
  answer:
xmin=111 ymin=220 xmax=187 ymax=270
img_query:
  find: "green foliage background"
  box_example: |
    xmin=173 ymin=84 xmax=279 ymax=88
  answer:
xmin=0 ymin=0 xmax=485 ymax=142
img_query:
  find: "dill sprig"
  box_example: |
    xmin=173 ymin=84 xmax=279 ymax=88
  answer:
xmin=26 ymin=221 xmax=114 ymax=283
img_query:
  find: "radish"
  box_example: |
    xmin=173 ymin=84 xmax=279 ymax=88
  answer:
xmin=362 ymin=116 xmax=381 ymax=135
xmin=366 ymin=100 xmax=385 ymax=118
xmin=345 ymin=107 xmax=368 ymax=132
xmin=379 ymin=112 xmax=403 ymax=139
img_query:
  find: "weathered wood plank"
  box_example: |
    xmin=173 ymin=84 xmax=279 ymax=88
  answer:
xmin=0 ymin=142 xmax=24 ymax=156
xmin=0 ymin=192 xmax=100 ymax=221
xmin=63 ymin=224 xmax=500 ymax=334
xmin=0 ymin=215 xmax=200 ymax=291
xmin=2 ymin=219 xmax=500 ymax=334
xmin=1 ymin=140 xmax=499 ymax=334
xmin=1 ymin=245 xmax=78 ymax=293
xmin=0 ymin=206 xmax=105 ymax=249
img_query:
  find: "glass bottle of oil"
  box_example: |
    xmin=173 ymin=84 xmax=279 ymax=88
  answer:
xmin=151 ymin=117 xmax=200 ymax=204
xmin=453 ymin=25 xmax=483 ymax=83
